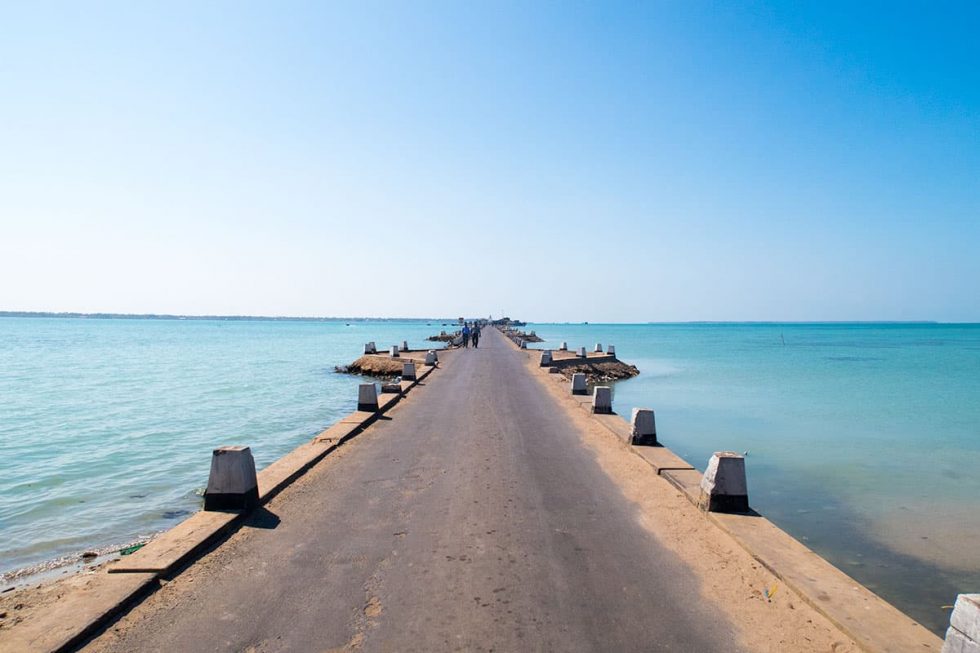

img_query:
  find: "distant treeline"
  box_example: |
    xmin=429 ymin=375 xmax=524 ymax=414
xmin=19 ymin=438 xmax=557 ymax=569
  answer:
xmin=0 ymin=311 xmax=454 ymax=323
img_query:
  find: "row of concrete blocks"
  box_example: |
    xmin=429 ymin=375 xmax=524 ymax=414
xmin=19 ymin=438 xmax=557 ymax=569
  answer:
xmin=567 ymin=370 xmax=749 ymax=515
xmin=363 ymin=340 xmax=415 ymax=357
xmin=549 ymin=343 xmax=615 ymax=356
xmin=202 ymin=352 xmax=438 ymax=512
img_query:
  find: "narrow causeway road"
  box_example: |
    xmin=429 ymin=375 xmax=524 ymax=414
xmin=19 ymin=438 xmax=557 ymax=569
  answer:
xmin=86 ymin=327 xmax=743 ymax=652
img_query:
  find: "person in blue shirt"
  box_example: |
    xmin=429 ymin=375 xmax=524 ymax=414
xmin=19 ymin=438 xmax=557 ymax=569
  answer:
xmin=462 ymin=323 xmax=471 ymax=348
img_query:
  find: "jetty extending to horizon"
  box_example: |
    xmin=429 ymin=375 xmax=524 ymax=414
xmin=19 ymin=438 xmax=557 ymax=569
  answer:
xmin=0 ymin=326 xmax=974 ymax=652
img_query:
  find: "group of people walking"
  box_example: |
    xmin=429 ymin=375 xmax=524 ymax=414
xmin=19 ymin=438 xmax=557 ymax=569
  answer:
xmin=461 ymin=322 xmax=481 ymax=348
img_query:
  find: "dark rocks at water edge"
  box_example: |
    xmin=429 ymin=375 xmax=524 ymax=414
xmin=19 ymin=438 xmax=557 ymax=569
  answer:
xmin=555 ymin=360 xmax=640 ymax=383
xmin=336 ymin=355 xmax=407 ymax=381
xmin=501 ymin=328 xmax=544 ymax=343
xmin=427 ymin=331 xmax=458 ymax=342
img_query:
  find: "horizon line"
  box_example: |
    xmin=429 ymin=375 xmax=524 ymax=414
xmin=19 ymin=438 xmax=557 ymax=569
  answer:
xmin=2 ymin=311 xmax=977 ymax=325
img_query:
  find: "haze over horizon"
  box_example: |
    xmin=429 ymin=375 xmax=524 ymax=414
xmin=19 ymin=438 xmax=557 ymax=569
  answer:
xmin=2 ymin=2 xmax=978 ymax=322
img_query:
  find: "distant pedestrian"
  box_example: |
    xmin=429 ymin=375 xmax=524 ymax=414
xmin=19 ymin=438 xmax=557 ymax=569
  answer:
xmin=472 ymin=324 xmax=481 ymax=348
xmin=462 ymin=323 xmax=471 ymax=348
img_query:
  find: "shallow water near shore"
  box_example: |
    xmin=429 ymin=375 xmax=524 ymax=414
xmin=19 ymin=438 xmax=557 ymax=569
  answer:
xmin=526 ymin=322 xmax=980 ymax=634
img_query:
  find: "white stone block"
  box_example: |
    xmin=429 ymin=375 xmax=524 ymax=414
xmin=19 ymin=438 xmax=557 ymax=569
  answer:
xmin=592 ymin=386 xmax=612 ymax=414
xmin=699 ymin=452 xmax=749 ymax=513
xmin=607 ymin=344 xmax=616 ymax=355
xmin=559 ymin=341 xmax=568 ymax=351
xmin=950 ymin=594 xmax=980 ymax=644
xmin=576 ymin=346 xmax=587 ymax=358
xmin=204 ymin=446 xmax=258 ymax=511
xmin=363 ymin=342 xmax=376 ymax=355
xmin=540 ymin=350 xmax=553 ymax=366
xmin=594 ymin=343 xmax=602 ymax=352
xmin=402 ymin=361 xmax=417 ymax=380
xmin=357 ymin=383 xmax=379 ymax=412
xmin=389 ymin=345 xmax=400 ymax=358
xmin=630 ymin=408 xmax=657 ymax=446
xmin=520 ymin=340 xmax=527 ymax=349
xmin=425 ymin=350 xmax=437 ymax=366
xmin=401 ymin=340 xmax=409 ymax=352
xmin=943 ymin=626 xmax=980 ymax=653
xmin=571 ymin=373 xmax=587 ymax=395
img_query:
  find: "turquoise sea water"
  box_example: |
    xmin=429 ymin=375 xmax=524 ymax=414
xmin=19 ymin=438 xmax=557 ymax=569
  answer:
xmin=1 ymin=318 xmax=977 ymax=633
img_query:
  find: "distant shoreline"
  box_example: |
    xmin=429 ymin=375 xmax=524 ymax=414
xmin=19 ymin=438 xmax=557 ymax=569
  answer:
xmin=0 ymin=312 xmax=971 ymax=325
xmin=0 ymin=311 xmax=456 ymax=323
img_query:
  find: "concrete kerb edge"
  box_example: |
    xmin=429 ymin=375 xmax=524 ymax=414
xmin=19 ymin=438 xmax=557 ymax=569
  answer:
xmin=521 ymin=343 xmax=940 ymax=652
xmin=41 ymin=574 xmax=160 ymax=653
xmin=17 ymin=351 xmax=447 ymax=653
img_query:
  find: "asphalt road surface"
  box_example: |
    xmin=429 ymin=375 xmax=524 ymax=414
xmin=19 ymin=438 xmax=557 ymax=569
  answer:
xmin=86 ymin=327 xmax=743 ymax=652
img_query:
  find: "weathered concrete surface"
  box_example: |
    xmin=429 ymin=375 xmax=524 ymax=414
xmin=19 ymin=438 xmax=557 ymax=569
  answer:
xmin=699 ymin=452 xmax=749 ymax=514
xmin=1 ymin=572 xmax=158 ymax=653
xmin=630 ymin=407 xmax=657 ymax=446
xmin=203 ymin=446 xmax=259 ymax=511
xmin=945 ymin=594 xmax=980 ymax=653
xmin=84 ymin=327 xmax=742 ymax=653
xmin=591 ymin=386 xmax=612 ymax=414
xmin=712 ymin=511 xmax=941 ymax=653
xmin=108 ymin=511 xmax=239 ymax=575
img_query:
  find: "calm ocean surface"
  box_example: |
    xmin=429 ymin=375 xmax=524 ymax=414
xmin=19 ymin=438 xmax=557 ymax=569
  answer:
xmin=1 ymin=318 xmax=977 ymax=633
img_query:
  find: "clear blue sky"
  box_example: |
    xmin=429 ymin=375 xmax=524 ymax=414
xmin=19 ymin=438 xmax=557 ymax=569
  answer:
xmin=1 ymin=1 xmax=978 ymax=321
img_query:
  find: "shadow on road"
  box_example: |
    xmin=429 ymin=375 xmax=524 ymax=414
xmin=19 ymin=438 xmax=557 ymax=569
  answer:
xmin=243 ymin=506 xmax=281 ymax=530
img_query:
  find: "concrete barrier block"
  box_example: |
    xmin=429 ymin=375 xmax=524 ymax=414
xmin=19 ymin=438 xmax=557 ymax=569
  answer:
xmin=947 ymin=594 xmax=980 ymax=650
xmin=607 ymin=344 xmax=616 ymax=355
xmin=559 ymin=341 xmax=568 ymax=351
xmin=576 ymin=346 xmax=587 ymax=358
xmin=364 ymin=342 xmax=377 ymax=354
xmin=402 ymin=361 xmax=417 ymax=381
xmin=594 ymin=343 xmax=602 ymax=353
xmin=204 ymin=446 xmax=259 ymax=511
xmin=425 ymin=350 xmax=437 ymax=366
xmin=944 ymin=626 xmax=980 ymax=653
xmin=699 ymin=452 xmax=749 ymax=513
xmin=357 ymin=383 xmax=379 ymax=412
xmin=529 ymin=330 xmax=536 ymax=337
xmin=630 ymin=408 xmax=657 ymax=446
xmin=571 ymin=373 xmax=587 ymax=395
xmin=540 ymin=350 xmax=553 ymax=366
xmin=520 ymin=340 xmax=527 ymax=349
xmin=389 ymin=345 xmax=400 ymax=358
xmin=400 ymin=340 xmax=409 ymax=352
xmin=592 ymin=386 xmax=612 ymax=414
